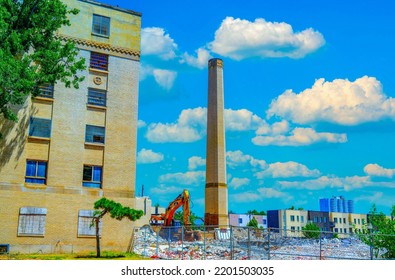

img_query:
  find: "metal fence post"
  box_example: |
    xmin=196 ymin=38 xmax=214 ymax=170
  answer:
xmin=267 ymin=228 xmax=271 ymax=260
xmin=319 ymin=231 xmax=322 ymax=260
xmin=203 ymin=226 xmax=207 ymax=260
xmin=156 ymin=228 xmax=159 ymax=257
xmin=230 ymin=226 xmax=233 ymax=260
xmin=248 ymin=227 xmax=251 ymax=260
xmin=370 ymin=233 xmax=374 ymax=260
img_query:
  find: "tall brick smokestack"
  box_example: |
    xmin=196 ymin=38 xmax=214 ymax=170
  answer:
xmin=204 ymin=58 xmax=228 ymax=226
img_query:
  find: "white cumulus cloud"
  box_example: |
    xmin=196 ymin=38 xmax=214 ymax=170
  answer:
xmin=141 ymin=27 xmax=178 ymax=60
xmin=181 ymin=48 xmax=212 ymax=69
xmin=208 ymin=17 xmax=325 ymax=60
xmin=153 ymin=69 xmax=177 ymax=90
xmin=188 ymin=156 xmax=206 ymax=170
xmin=145 ymin=107 xmax=269 ymax=143
xmin=230 ymin=187 xmax=292 ymax=203
xmin=226 ymin=150 xmax=267 ymax=170
xmin=364 ymin=163 xmax=395 ymax=178
xmin=146 ymin=107 xmax=206 ymax=143
xmin=136 ymin=148 xmax=164 ymax=164
xmin=267 ymin=76 xmax=395 ymax=125
xmin=255 ymin=161 xmax=321 ymax=178
xmin=158 ymin=171 xmax=205 ymax=186
xmin=229 ymin=177 xmax=250 ymax=189
xmin=252 ymin=127 xmax=347 ymax=146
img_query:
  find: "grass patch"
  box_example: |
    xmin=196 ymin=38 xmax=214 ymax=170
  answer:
xmin=0 ymin=251 xmax=149 ymax=260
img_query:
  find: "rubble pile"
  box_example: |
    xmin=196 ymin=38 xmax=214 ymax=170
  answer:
xmin=132 ymin=226 xmax=376 ymax=260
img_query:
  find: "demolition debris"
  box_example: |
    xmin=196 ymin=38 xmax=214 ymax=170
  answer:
xmin=131 ymin=225 xmax=383 ymax=260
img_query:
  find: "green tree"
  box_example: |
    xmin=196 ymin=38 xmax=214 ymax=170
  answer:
xmin=357 ymin=205 xmax=395 ymax=259
xmin=174 ymin=210 xmax=202 ymax=227
xmin=302 ymin=222 xmax=320 ymax=239
xmin=0 ymin=0 xmax=85 ymax=124
xmin=247 ymin=209 xmax=266 ymax=215
xmin=247 ymin=217 xmax=258 ymax=228
xmin=93 ymin=198 xmax=143 ymax=257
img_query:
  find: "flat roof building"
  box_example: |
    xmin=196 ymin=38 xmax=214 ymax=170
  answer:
xmin=0 ymin=0 xmax=149 ymax=253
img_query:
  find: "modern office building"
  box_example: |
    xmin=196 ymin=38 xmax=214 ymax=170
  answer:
xmin=0 ymin=0 xmax=149 ymax=253
xmin=320 ymin=196 xmax=354 ymax=213
xmin=229 ymin=214 xmax=267 ymax=229
xmin=307 ymin=210 xmax=333 ymax=234
xmin=267 ymin=209 xmax=308 ymax=237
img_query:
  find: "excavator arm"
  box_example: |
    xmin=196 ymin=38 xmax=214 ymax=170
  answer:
xmin=151 ymin=189 xmax=191 ymax=227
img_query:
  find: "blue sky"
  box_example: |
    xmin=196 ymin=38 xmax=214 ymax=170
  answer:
xmin=100 ymin=0 xmax=395 ymax=216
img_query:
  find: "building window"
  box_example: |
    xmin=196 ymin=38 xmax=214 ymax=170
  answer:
xmin=362 ymin=219 xmax=365 ymax=225
xmin=38 ymin=84 xmax=54 ymax=99
xmin=29 ymin=117 xmax=51 ymax=138
xmin=314 ymin=217 xmax=318 ymax=223
xmin=335 ymin=228 xmax=338 ymax=233
xmin=90 ymin=52 xmax=108 ymax=71
xmin=339 ymin=218 xmax=342 ymax=224
xmin=85 ymin=125 xmax=105 ymax=144
xmin=358 ymin=219 xmax=360 ymax=225
xmin=78 ymin=210 xmax=102 ymax=237
xmin=92 ymin=14 xmax=110 ymax=36
xmin=18 ymin=207 xmax=47 ymax=236
xmin=354 ymin=218 xmax=357 ymax=224
xmin=323 ymin=217 xmax=327 ymax=223
xmin=263 ymin=219 xmax=267 ymax=225
xmin=88 ymin=88 xmax=106 ymax=107
xmin=25 ymin=160 xmax=47 ymax=184
xmin=238 ymin=218 xmax=243 ymax=224
xmin=334 ymin=217 xmax=338 ymax=223
xmin=343 ymin=218 xmax=346 ymax=224
xmin=319 ymin=217 xmax=322 ymax=223
xmin=340 ymin=228 xmax=343 ymax=233
xmin=344 ymin=228 xmax=347 ymax=233
xmin=296 ymin=216 xmax=299 ymax=222
xmin=290 ymin=215 xmax=295 ymax=222
xmin=291 ymin=226 xmax=295 ymax=232
xmin=301 ymin=216 xmax=304 ymax=223
xmin=82 ymin=165 xmax=102 ymax=188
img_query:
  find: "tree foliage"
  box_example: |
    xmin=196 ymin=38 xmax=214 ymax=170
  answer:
xmin=92 ymin=198 xmax=144 ymax=257
xmin=358 ymin=205 xmax=395 ymax=259
xmin=302 ymin=222 xmax=320 ymax=239
xmin=247 ymin=217 xmax=258 ymax=228
xmin=0 ymin=0 xmax=85 ymax=123
xmin=247 ymin=209 xmax=266 ymax=215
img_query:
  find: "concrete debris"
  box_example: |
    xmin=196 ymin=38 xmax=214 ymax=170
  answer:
xmin=132 ymin=226 xmax=383 ymax=260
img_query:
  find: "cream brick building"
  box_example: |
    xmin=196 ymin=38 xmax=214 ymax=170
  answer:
xmin=0 ymin=0 xmax=150 ymax=253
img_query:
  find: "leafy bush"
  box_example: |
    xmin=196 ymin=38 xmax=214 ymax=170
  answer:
xmin=302 ymin=222 xmax=320 ymax=239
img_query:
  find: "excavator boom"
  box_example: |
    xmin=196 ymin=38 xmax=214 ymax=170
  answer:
xmin=150 ymin=189 xmax=191 ymax=227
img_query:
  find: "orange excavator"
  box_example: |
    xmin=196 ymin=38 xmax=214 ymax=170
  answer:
xmin=150 ymin=189 xmax=191 ymax=227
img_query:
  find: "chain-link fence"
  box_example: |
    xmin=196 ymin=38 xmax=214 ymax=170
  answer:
xmin=130 ymin=225 xmax=394 ymax=260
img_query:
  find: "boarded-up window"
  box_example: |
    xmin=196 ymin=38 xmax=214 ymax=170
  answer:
xmin=18 ymin=207 xmax=47 ymax=236
xmin=78 ymin=210 xmax=102 ymax=237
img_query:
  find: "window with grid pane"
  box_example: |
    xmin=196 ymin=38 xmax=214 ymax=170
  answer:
xmin=25 ymin=160 xmax=47 ymax=184
xmin=85 ymin=125 xmax=105 ymax=144
xmin=38 ymin=84 xmax=54 ymax=98
xmin=18 ymin=207 xmax=47 ymax=236
xmin=78 ymin=210 xmax=102 ymax=236
xmin=88 ymin=88 xmax=106 ymax=107
xmin=29 ymin=117 xmax=51 ymax=138
xmin=90 ymin=52 xmax=108 ymax=71
xmin=83 ymin=165 xmax=102 ymax=188
xmin=92 ymin=14 xmax=110 ymax=36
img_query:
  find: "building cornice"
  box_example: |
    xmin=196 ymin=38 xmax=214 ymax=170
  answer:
xmin=57 ymin=34 xmax=140 ymax=61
